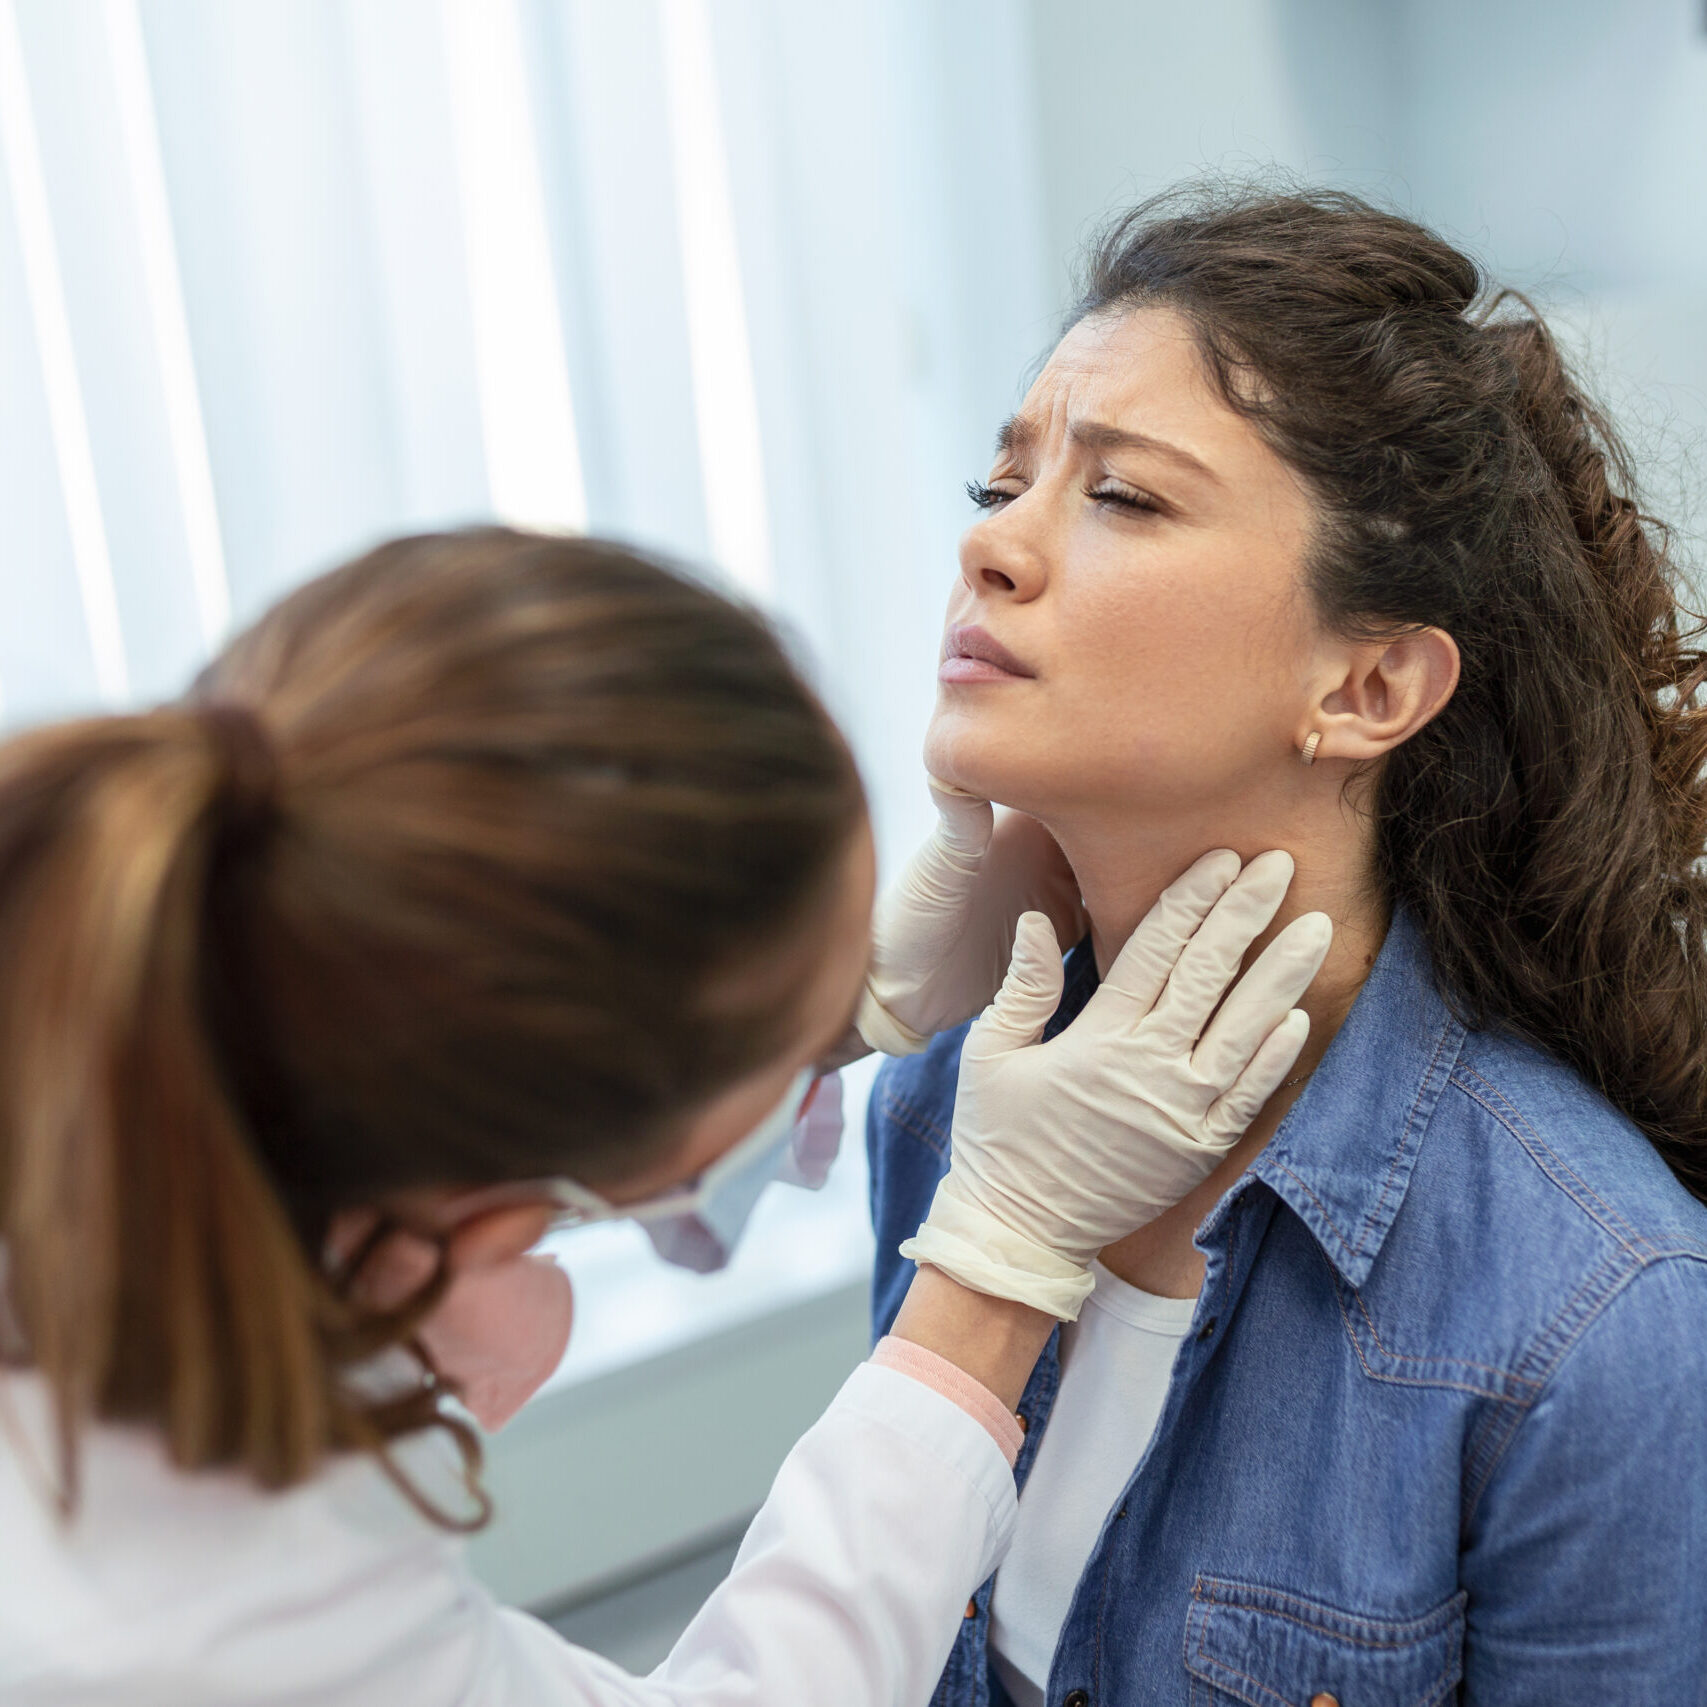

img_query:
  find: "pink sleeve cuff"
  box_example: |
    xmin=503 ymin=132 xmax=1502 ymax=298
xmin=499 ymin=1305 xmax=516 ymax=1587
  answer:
xmin=869 ymin=1336 xmax=1025 ymax=1467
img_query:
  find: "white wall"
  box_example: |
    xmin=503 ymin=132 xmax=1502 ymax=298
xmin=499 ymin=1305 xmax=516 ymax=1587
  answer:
xmin=1022 ymin=0 xmax=1404 ymax=308
xmin=1396 ymin=0 xmax=1707 ymax=550
xmin=712 ymin=0 xmax=1057 ymax=872
xmin=1019 ymin=0 xmax=1707 ymax=549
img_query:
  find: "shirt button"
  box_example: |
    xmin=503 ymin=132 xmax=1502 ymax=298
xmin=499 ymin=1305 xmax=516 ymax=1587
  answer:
xmin=1063 ymin=1693 xmax=1090 ymax=1707
xmin=1197 ymin=1316 xmax=1218 ymax=1342
xmin=1310 ymin=1695 xmax=1340 ymax=1707
xmin=964 ymin=1598 xmax=978 ymax=1619
xmin=1016 ymin=1413 xmax=1029 ymax=1434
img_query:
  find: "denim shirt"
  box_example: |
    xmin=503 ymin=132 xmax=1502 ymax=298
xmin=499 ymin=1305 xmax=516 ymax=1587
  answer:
xmin=868 ymin=910 xmax=1707 ymax=1706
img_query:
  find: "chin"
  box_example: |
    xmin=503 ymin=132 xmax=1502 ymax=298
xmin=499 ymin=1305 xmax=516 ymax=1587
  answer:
xmin=924 ymin=712 xmax=1059 ymax=816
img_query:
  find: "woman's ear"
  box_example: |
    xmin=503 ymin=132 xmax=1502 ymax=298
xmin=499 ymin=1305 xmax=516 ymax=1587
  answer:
xmin=329 ymin=1198 xmax=555 ymax=1312
xmin=1303 ymin=628 xmax=1460 ymax=764
xmin=441 ymin=1202 xmax=555 ymax=1274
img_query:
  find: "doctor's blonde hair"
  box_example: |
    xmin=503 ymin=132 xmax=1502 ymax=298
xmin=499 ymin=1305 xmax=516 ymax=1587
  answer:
xmin=0 ymin=529 xmax=864 ymax=1511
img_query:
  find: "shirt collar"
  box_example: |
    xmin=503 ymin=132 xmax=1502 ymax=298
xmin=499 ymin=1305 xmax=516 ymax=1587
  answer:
xmin=1051 ymin=907 xmax=1466 ymax=1289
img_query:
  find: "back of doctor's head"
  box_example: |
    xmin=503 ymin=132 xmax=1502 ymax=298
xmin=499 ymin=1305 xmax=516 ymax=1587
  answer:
xmin=0 ymin=527 xmax=864 ymax=1501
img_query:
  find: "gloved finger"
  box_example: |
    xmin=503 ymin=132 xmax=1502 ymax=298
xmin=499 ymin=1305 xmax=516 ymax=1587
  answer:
xmin=1203 ymin=1007 xmax=1310 ymax=1146
xmin=926 ymin=775 xmax=995 ymax=862
xmin=1144 ymin=850 xmax=1295 ymax=1048
xmin=1190 ymin=911 xmax=1332 ymax=1089
xmin=968 ymin=911 xmax=1064 ymax=1052
xmin=1089 ymin=848 xmax=1243 ymax=1020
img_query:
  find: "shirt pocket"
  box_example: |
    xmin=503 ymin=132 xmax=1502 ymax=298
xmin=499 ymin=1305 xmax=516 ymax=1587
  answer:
xmin=1183 ymin=1576 xmax=1465 ymax=1707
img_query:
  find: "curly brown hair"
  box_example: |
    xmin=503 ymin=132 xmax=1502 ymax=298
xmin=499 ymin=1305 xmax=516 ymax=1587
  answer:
xmin=1076 ymin=184 xmax=1707 ymax=1201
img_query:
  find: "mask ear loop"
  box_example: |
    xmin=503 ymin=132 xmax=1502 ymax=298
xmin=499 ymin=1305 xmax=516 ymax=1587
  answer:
xmin=327 ymin=1215 xmax=493 ymax=1532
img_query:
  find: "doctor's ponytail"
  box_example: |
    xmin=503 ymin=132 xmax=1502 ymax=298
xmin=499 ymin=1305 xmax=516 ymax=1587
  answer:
xmin=0 ymin=529 xmax=864 ymax=1504
xmin=0 ymin=709 xmax=352 ymax=1496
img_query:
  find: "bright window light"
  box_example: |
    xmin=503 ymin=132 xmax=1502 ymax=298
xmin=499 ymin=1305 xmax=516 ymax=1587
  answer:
xmin=0 ymin=0 xmax=128 ymax=705
xmin=440 ymin=0 xmax=587 ymax=535
xmin=659 ymin=0 xmax=771 ymax=596
xmin=104 ymin=0 xmax=229 ymax=651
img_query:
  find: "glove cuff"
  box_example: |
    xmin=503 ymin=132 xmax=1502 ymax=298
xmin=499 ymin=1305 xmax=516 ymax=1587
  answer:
xmin=898 ymin=1180 xmax=1096 ymax=1322
xmin=854 ymin=988 xmax=930 ymax=1056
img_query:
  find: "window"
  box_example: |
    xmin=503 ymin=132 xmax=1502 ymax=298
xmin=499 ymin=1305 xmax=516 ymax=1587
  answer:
xmin=0 ymin=0 xmax=1049 ymax=1379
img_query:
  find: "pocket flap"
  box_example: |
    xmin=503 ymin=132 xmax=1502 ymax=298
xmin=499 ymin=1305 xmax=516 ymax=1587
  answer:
xmin=1183 ymin=1576 xmax=1465 ymax=1707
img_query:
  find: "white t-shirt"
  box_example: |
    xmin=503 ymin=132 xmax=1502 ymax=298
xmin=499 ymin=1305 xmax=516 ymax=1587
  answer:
xmin=988 ymin=1262 xmax=1198 ymax=1707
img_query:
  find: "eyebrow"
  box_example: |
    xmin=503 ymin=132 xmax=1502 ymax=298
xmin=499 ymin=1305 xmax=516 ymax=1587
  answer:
xmin=995 ymin=414 xmax=1219 ymax=485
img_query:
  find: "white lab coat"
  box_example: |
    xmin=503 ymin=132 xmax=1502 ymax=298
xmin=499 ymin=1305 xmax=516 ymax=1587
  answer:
xmin=0 ymin=1360 xmax=1015 ymax=1706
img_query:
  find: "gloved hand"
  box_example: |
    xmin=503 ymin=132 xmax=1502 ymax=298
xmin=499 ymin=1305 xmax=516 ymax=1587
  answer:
xmin=853 ymin=778 xmax=1085 ymax=1056
xmin=899 ymin=849 xmax=1331 ymax=1320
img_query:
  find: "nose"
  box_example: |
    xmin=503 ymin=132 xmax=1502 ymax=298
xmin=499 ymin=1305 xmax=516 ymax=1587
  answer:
xmin=957 ymin=498 xmax=1049 ymax=604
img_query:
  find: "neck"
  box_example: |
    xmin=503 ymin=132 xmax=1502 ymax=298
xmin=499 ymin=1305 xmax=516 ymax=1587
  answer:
xmin=1040 ymin=783 xmax=1388 ymax=1299
xmin=1062 ymin=794 xmax=1384 ymax=1050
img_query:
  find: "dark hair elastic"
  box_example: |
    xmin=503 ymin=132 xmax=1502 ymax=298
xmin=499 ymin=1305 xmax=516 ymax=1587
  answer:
xmin=193 ymin=700 xmax=280 ymax=842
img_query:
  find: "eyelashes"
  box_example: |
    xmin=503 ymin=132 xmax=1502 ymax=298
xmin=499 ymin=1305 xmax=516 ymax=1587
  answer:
xmin=1090 ymin=481 xmax=1161 ymax=515
xmin=964 ymin=478 xmax=1162 ymax=515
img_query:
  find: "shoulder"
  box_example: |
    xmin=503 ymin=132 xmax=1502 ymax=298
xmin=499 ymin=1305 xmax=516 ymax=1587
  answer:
xmin=1371 ymin=1024 xmax=1707 ymax=1400
xmin=1442 ymin=1026 xmax=1707 ymax=1262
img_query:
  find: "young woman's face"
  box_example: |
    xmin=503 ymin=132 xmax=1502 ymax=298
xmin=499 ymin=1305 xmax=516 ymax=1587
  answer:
xmin=926 ymin=306 xmax=1323 ymax=820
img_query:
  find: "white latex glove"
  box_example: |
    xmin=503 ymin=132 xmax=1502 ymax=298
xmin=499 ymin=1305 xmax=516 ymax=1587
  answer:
xmin=899 ymin=849 xmax=1331 ymax=1320
xmin=853 ymin=778 xmax=1085 ymax=1056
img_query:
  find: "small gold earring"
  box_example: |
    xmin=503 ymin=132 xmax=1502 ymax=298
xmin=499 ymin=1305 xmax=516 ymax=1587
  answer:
xmin=1300 ymin=731 xmax=1322 ymax=766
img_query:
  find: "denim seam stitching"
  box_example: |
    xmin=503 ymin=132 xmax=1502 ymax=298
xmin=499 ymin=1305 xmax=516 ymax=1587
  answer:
xmin=1460 ymin=1384 xmax=1533 ymax=1537
xmin=1330 ymin=1265 xmax=1527 ymax=1400
xmin=1189 ymin=1592 xmax=1287 ymax=1707
xmin=1461 ymin=1250 xmax=1707 ymax=1525
xmin=1462 ymin=1242 xmax=1649 ymax=1517
xmin=879 ymin=1089 xmax=950 ymax=1160
xmin=1192 ymin=1576 xmax=1466 ymax=1642
xmin=1089 ymin=1506 xmax=1111 ymax=1707
xmin=1507 ymin=1244 xmax=1647 ymax=1388
xmin=1267 ymin=1159 xmax=1360 ymax=1270
xmin=1338 ymin=1274 xmax=1540 ymax=1389
xmin=1212 ymin=1196 xmax=1241 ymax=1329
xmin=1451 ymin=1066 xmax=1650 ymax=1250
xmin=1194 ymin=1595 xmax=1456 ymax=1649
xmin=1350 ymin=1015 xmax=1465 ymax=1261
xmin=1187 ymin=1585 xmax=1459 ymax=1707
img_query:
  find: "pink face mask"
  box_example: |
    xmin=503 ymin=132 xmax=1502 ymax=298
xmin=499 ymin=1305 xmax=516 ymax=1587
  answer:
xmin=333 ymin=1218 xmax=576 ymax=1433
xmin=415 ymin=1250 xmax=575 ymax=1432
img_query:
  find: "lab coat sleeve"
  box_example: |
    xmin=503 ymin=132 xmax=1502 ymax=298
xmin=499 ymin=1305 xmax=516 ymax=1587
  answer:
xmin=484 ymin=1360 xmax=1018 ymax=1706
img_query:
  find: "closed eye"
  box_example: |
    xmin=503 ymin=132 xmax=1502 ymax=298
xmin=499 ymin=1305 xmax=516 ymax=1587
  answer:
xmin=1088 ymin=479 xmax=1162 ymax=515
xmin=967 ymin=477 xmax=1164 ymax=515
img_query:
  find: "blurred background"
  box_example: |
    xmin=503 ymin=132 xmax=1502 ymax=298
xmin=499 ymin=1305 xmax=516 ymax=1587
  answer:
xmin=4 ymin=0 xmax=1704 ymax=1661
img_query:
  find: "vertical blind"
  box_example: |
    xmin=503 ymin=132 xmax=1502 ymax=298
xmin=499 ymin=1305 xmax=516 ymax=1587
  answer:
xmin=0 ymin=0 xmax=1054 ymax=1378
xmin=0 ymin=0 xmax=1055 ymax=863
